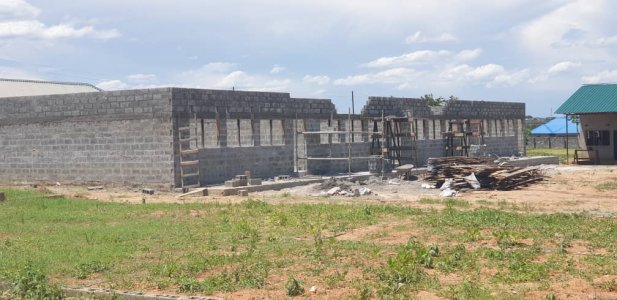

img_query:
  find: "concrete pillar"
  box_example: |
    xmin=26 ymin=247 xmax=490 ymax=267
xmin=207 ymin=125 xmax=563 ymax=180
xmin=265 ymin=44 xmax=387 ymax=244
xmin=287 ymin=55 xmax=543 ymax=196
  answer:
xmin=218 ymin=117 xmax=227 ymax=148
xmin=252 ymin=118 xmax=261 ymax=146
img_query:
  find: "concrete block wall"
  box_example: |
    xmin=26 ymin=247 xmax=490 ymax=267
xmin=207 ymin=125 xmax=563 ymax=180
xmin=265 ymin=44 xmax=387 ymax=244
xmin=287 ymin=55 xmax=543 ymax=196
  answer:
xmin=0 ymin=87 xmax=529 ymax=186
xmin=0 ymin=89 xmax=174 ymax=184
xmin=198 ymin=145 xmax=294 ymax=184
xmin=171 ymin=89 xmax=336 ymax=186
xmin=481 ymin=137 xmax=521 ymax=156
xmin=361 ymin=97 xmax=525 ymax=119
xmin=305 ymin=143 xmax=371 ymax=174
xmin=360 ymin=97 xmax=526 ymax=158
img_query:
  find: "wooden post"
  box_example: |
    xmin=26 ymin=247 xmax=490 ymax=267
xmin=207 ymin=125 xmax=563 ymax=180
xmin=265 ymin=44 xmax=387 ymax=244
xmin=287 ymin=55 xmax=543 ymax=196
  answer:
xmin=565 ymin=114 xmax=569 ymax=164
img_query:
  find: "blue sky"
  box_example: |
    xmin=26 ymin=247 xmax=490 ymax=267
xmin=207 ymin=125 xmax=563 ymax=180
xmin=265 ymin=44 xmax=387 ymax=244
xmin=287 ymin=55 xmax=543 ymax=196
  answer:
xmin=1 ymin=0 xmax=617 ymax=116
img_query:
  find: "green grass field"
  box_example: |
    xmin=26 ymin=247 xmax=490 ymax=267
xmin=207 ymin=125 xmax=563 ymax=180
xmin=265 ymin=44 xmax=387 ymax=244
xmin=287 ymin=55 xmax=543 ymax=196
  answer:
xmin=1 ymin=189 xmax=616 ymax=299
xmin=526 ymin=148 xmax=569 ymax=164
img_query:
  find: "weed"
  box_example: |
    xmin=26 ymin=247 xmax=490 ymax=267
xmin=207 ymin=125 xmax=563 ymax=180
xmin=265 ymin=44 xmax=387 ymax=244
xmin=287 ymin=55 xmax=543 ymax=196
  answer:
xmin=376 ymin=238 xmax=436 ymax=296
xmin=596 ymin=182 xmax=617 ymax=191
xmin=233 ymin=220 xmax=260 ymax=241
xmin=464 ymin=226 xmax=481 ymax=242
xmin=493 ymin=228 xmax=519 ymax=249
xmin=325 ymin=270 xmax=348 ymax=288
xmin=443 ymin=280 xmax=491 ymax=300
xmin=270 ymin=211 xmax=289 ymax=226
xmin=242 ymin=199 xmax=271 ymax=211
xmin=363 ymin=205 xmax=373 ymax=216
xmin=444 ymin=198 xmax=470 ymax=208
xmin=558 ymin=238 xmax=570 ymax=254
xmin=593 ymin=279 xmax=617 ymax=292
xmin=178 ymin=261 xmax=269 ymax=294
xmin=75 ymin=261 xmax=110 ymax=279
xmin=1 ymin=189 xmax=616 ymax=297
xmin=476 ymin=199 xmax=493 ymax=206
xmin=546 ymin=293 xmax=557 ymax=300
xmin=496 ymin=250 xmax=548 ymax=283
xmin=12 ymin=265 xmax=64 ymax=300
xmin=285 ymin=276 xmax=304 ymax=297
xmin=353 ymin=286 xmax=372 ymax=300
xmin=418 ymin=198 xmax=440 ymax=204
xmin=178 ymin=278 xmax=203 ymax=293
xmin=438 ymin=244 xmax=469 ymax=273
xmin=280 ymin=192 xmax=292 ymax=198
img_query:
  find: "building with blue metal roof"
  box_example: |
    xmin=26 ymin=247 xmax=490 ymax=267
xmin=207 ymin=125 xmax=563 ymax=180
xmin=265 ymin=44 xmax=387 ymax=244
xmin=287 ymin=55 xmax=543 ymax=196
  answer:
xmin=529 ymin=117 xmax=579 ymax=149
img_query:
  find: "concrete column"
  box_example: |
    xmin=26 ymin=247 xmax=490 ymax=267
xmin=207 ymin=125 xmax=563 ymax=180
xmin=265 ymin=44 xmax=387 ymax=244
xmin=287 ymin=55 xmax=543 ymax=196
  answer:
xmin=252 ymin=118 xmax=261 ymax=146
xmin=283 ymin=119 xmax=294 ymax=145
xmin=218 ymin=117 xmax=228 ymax=147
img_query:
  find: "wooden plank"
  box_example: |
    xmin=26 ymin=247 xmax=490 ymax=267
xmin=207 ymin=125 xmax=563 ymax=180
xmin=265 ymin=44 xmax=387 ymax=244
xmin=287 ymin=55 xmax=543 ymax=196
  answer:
xmin=180 ymin=160 xmax=199 ymax=167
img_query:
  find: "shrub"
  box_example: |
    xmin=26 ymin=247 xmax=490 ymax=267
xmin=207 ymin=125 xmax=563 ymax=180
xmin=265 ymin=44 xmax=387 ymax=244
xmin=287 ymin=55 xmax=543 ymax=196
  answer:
xmin=285 ymin=276 xmax=304 ymax=297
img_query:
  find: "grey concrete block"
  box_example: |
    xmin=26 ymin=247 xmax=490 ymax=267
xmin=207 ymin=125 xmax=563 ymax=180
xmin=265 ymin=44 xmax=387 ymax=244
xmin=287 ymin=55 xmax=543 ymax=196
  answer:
xmin=224 ymin=180 xmax=241 ymax=187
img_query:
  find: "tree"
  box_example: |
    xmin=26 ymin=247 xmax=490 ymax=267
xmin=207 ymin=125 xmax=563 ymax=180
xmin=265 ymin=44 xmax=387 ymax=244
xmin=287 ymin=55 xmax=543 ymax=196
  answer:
xmin=420 ymin=93 xmax=446 ymax=106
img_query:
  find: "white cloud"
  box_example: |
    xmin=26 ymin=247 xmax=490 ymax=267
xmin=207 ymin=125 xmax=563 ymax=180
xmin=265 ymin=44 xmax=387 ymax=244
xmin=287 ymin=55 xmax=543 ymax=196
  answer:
xmin=0 ymin=0 xmax=39 ymax=20
xmin=0 ymin=20 xmax=120 ymax=40
xmin=528 ymin=61 xmax=582 ymax=83
xmin=488 ymin=69 xmax=530 ymax=87
xmin=96 ymin=79 xmax=129 ymax=90
xmin=455 ymin=48 xmax=482 ymax=61
xmin=0 ymin=66 xmax=42 ymax=79
xmin=439 ymin=63 xmax=529 ymax=87
xmin=0 ymin=0 xmax=119 ymax=40
xmin=405 ymin=31 xmax=458 ymax=44
xmin=270 ymin=64 xmax=286 ymax=74
xmin=200 ymin=62 xmax=238 ymax=73
xmin=547 ymin=61 xmax=581 ymax=74
xmin=554 ymin=34 xmax=617 ymax=48
xmin=303 ymin=75 xmax=330 ymax=85
xmin=582 ymin=70 xmax=617 ymax=84
xmin=334 ymin=68 xmax=419 ymax=86
xmin=364 ymin=50 xmax=450 ymax=68
xmin=467 ymin=64 xmax=505 ymax=79
xmin=176 ymin=63 xmax=292 ymax=91
xmin=127 ymin=74 xmax=157 ymax=83
xmin=513 ymin=0 xmax=616 ymax=66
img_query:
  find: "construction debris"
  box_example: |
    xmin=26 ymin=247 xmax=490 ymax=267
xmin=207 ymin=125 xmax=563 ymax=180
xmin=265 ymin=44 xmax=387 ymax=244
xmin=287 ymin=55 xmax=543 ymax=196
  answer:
xmin=142 ymin=188 xmax=155 ymax=195
xmin=425 ymin=156 xmax=544 ymax=192
xmin=317 ymin=178 xmax=373 ymax=197
xmin=87 ymin=186 xmax=104 ymax=190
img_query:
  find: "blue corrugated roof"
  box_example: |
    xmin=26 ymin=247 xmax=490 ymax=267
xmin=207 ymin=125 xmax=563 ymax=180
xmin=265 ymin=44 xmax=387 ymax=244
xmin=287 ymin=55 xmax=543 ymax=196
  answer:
xmin=555 ymin=84 xmax=617 ymax=114
xmin=531 ymin=116 xmax=578 ymax=135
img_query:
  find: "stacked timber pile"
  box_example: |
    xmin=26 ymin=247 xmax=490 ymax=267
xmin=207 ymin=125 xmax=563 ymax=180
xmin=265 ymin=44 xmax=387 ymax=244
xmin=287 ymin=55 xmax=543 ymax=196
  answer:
xmin=425 ymin=156 xmax=544 ymax=191
xmin=427 ymin=156 xmax=495 ymax=167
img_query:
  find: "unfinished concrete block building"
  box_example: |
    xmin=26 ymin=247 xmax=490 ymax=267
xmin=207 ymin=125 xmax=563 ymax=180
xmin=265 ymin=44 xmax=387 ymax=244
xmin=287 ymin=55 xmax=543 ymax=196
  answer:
xmin=0 ymin=88 xmax=525 ymax=187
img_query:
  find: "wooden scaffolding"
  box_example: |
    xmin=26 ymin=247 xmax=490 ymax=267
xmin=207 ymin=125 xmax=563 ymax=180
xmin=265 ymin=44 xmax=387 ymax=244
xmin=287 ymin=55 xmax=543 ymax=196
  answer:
xmin=370 ymin=115 xmax=417 ymax=167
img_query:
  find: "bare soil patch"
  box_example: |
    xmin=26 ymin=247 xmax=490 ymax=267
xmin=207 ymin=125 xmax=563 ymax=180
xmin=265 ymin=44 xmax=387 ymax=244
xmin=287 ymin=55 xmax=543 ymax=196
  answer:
xmin=27 ymin=165 xmax=617 ymax=216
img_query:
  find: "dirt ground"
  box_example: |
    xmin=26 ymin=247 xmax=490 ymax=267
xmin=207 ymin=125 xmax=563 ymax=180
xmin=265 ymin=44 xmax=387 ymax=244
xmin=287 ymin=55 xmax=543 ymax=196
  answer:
xmin=40 ymin=165 xmax=617 ymax=215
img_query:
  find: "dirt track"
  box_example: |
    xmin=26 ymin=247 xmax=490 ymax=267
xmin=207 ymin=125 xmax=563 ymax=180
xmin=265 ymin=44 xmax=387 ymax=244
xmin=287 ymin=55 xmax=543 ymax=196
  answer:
xmin=40 ymin=165 xmax=617 ymax=215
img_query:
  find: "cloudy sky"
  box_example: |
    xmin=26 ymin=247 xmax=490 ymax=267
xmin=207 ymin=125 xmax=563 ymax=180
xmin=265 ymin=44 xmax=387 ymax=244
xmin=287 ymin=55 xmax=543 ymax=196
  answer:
xmin=1 ymin=0 xmax=616 ymax=116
